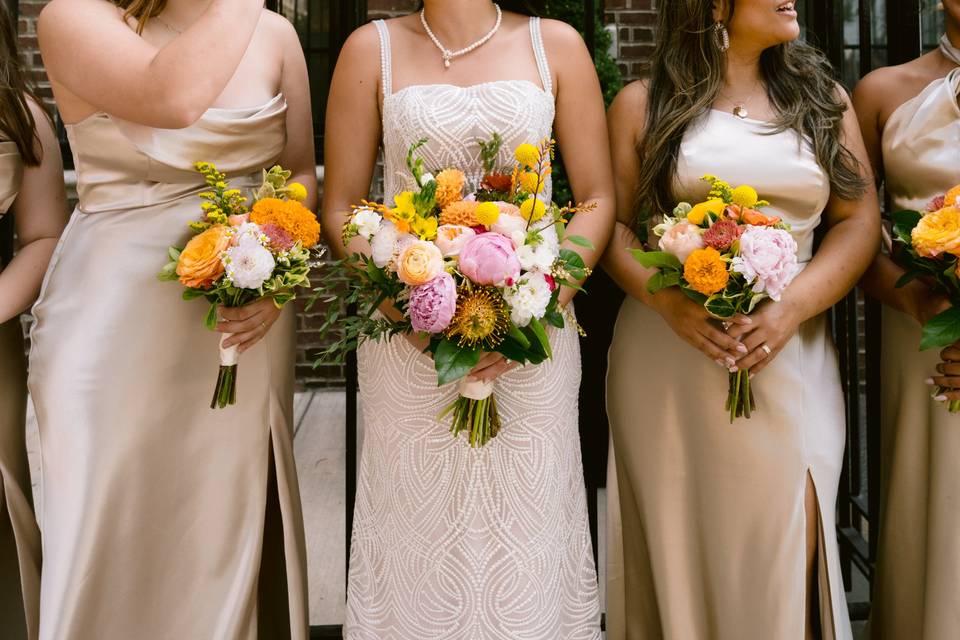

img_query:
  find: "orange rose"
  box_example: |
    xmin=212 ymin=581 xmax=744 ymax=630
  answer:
xmin=176 ymin=225 xmax=231 ymax=289
xmin=728 ymin=204 xmax=781 ymax=227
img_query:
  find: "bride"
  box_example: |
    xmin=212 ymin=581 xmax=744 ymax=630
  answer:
xmin=322 ymin=1 xmax=614 ymax=637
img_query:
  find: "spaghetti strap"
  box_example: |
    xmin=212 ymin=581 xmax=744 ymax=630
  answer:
xmin=529 ymin=17 xmax=553 ymax=97
xmin=374 ymin=19 xmax=393 ymax=97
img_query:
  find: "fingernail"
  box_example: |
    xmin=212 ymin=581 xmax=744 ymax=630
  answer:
xmin=925 ymin=378 xmax=935 ymax=385
xmin=737 ymin=344 xmax=748 ymax=354
xmin=935 ymin=395 xmax=948 ymax=402
xmin=725 ymin=357 xmax=737 ymax=367
xmin=728 ymin=366 xmax=739 ymax=373
xmin=715 ymin=359 xmax=726 ymax=367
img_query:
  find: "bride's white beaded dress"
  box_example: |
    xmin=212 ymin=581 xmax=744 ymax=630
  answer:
xmin=344 ymin=17 xmax=601 ymax=640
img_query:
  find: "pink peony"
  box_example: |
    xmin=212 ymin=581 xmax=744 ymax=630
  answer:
xmin=659 ymin=221 xmax=705 ymax=263
xmin=436 ymin=224 xmax=477 ymax=257
xmin=458 ymin=232 xmax=522 ymax=286
xmin=409 ymin=271 xmax=458 ymax=333
xmin=702 ymin=219 xmax=742 ymax=252
xmin=732 ymin=226 xmax=799 ymax=301
xmin=261 ymin=223 xmax=295 ymax=252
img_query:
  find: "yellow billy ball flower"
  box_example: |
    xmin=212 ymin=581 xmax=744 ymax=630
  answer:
xmin=475 ymin=202 xmax=501 ymax=228
xmin=519 ymin=171 xmax=544 ymax=194
xmin=731 ymin=185 xmax=759 ymax=209
xmin=286 ymin=182 xmax=308 ymax=202
xmin=687 ymin=198 xmax=726 ymax=225
xmin=514 ymin=143 xmax=541 ymax=169
xmin=520 ymin=197 xmax=546 ymax=222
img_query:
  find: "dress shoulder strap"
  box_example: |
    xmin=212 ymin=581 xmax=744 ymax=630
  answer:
xmin=529 ymin=17 xmax=554 ymax=97
xmin=374 ymin=19 xmax=393 ymax=97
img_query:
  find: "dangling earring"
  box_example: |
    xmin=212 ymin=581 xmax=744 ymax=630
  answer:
xmin=713 ymin=22 xmax=730 ymax=52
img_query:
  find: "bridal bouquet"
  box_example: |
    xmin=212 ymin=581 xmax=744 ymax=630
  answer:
xmin=632 ymin=175 xmax=799 ymax=422
xmin=313 ymin=135 xmax=594 ymax=447
xmin=159 ymin=162 xmax=320 ymax=409
xmin=891 ymin=183 xmax=960 ymax=411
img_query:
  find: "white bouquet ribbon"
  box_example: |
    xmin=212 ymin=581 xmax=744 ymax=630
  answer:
xmin=219 ymin=333 xmax=240 ymax=366
xmin=458 ymin=377 xmax=494 ymax=401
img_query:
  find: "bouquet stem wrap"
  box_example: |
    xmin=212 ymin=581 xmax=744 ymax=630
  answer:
xmin=212 ymin=333 xmax=239 ymax=409
xmin=726 ymin=369 xmax=756 ymax=422
xmin=441 ymin=378 xmax=501 ymax=447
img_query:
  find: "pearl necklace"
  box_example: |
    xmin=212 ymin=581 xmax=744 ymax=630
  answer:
xmin=420 ymin=4 xmax=502 ymax=69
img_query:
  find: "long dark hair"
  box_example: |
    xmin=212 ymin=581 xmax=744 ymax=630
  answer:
xmin=0 ymin=3 xmax=44 ymax=166
xmin=417 ymin=1 xmax=543 ymax=17
xmin=635 ymin=0 xmax=866 ymax=223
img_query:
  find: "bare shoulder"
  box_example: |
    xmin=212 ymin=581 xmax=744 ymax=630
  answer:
xmin=855 ymin=56 xmax=941 ymax=121
xmin=537 ymin=17 xmax=585 ymax=47
xmin=261 ymin=8 xmax=298 ymax=39
xmin=610 ymin=80 xmax=649 ymax=115
xmin=339 ymin=21 xmax=382 ymax=59
xmin=39 ymin=0 xmax=119 ymax=38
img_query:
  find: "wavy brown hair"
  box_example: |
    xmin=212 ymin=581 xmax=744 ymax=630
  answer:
xmin=114 ymin=0 xmax=167 ymax=34
xmin=635 ymin=0 xmax=866 ymax=224
xmin=0 ymin=3 xmax=46 ymax=166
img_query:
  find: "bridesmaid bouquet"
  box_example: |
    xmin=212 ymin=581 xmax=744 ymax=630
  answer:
xmin=891 ymin=183 xmax=960 ymax=411
xmin=159 ymin=162 xmax=321 ymax=409
xmin=312 ymin=136 xmax=594 ymax=447
xmin=632 ymin=175 xmax=800 ymax=422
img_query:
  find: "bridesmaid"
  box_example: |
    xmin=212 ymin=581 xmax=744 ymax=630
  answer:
xmin=32 ymin=0 xmax=315 ymax=637
xmin=0 ymin=5 xmax=68 ymax=639
xmin=854 ymin=2 xmax=960 ymax=637
xmin=603 ymin=1 xmax=879 ymax=638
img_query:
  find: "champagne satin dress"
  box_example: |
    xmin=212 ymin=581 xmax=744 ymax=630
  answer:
xmin=607 ymin=110 xmax=851 ymax=639
xmin=27 ymin=96 xmax=308 ymax=639
xmin=0 ymin=140 xmax=40 ymax=640
xmin=869 ymin=53 xmax=960 ymax=639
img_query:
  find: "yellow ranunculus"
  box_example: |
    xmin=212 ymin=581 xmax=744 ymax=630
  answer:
xmin=397 ymin=240 xmax=444 ymax=286
xmin=176 ymin=225 xmax=232 ymax=289
xmin=385 ymin=191 xmax=417 ymax=234
xmin=731 ymin=185 xmax=759 ymax=208
xmin=683 ymin=247 xmax=729 ymax=296
xmin=912 ymin=206 xmax=960 ymax=258
xmin=475 ymin=202 xmax=501 ymax=228
xmin=520 ymin=197 xmax=546 ymax=222
xmin=687 ymin=198 xmax=726 ymax=225
xmin=411 ymin=215 xmax=439 ymax=241
xmin=515 ymin=143 xmax=541 ymax=169
xmin=286 ymin=182 xmax=308 ymax=202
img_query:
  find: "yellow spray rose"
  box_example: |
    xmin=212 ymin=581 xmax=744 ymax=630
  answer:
xmin=475 ymin=202 xmax=501 ymax=228
xmin=687 ymin=198 xmax=726 ymax=225
xmin=397 ymin=240 xmax=445 ymax=286
xmin=912 ymin=206 xmax=960 ymax=258
xmin=176 ymin=225 xmax=232 ymax=289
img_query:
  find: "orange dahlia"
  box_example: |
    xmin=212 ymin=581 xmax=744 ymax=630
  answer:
xmin=439 ymin=200 xmax=481 ymax=227
xmin=250 ymin=197 xmax=321 ymax=248
xmin=683 ymin=247 xmax=729 ymax=296
xmin=435 ymin=169 xmax=466 ymax=208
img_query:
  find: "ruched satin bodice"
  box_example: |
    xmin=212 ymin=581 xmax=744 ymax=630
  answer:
xmin=0 ymin=141 xmax=23 ymax=215
xmin=66 ymin=93 xmax=287 ymax=213
xmin=674 ymin=110 xmax=832 ymax=262
xmin=28 ymin=93 xmax=309 ymax=640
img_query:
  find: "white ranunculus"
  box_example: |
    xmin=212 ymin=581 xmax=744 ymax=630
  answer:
xmin=516 ymin=242 xmax=557 ymax=273
xmin=352 ymin=207 xmax=383 ymax=241
xmin=503 ymin=272 xmax=553 ymax=327
xmin=370 ymin=221 xmax=400 ymax=268
xmin=223 ymin=241 xmax=276 ymax=289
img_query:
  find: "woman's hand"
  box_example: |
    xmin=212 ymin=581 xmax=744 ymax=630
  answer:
xmin=928 ymin=343 xmax=960 ymax=400
xmin=912 ymin=289 xmax=950 ymax=327
xmin=725 ymin=300 xmax=804 ymax=376
xmin=469 ymin=352 xmax=520 ymax=383
xmin=216 ymin=298 xmax=283 ymax=353
xmin=650 ymin=288 xmax=751 ymax=369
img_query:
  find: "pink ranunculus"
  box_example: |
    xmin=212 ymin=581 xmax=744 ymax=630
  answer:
xmin=458 ymin=232 xmax=521 ymax=286
xmin=702 ymin=219 xmax=742 ymax=252
xmin=732 ymin=226 xmax=799 ymax=301
xmin=409 ymin=271 xmax=458 ymax=333
xmin=659 ymin=221 xmax=705 ymax=263
xmin=436 ymin=224 xmax=477 ymax=257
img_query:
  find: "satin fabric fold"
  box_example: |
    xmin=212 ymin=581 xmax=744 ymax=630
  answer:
xmin=28 ymin=97 xmax=309 ymax=640
xmin=870 ymin=63 xmax=960 ymax=640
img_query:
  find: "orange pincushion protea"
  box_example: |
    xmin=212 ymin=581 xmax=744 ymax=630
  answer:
xmin=250 ymin=197 xmax=321 ymax=248
xmin=435 ymin=169 xmax=466 ymax=208
xmin=439 ymin=200 xmax=481 ymax=227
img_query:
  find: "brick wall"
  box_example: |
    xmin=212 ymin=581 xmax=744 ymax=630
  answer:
xmin=604 ymin=0 xmax=657 ymax=82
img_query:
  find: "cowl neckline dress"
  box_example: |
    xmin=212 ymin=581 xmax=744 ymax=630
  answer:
xmin=28 ymin=94 xmax=309 ymax=639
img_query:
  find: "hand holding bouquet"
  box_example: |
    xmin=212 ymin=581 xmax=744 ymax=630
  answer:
xmin=160 ymin=162 xmax=321 ymax=409
xmin=891 ymin=184 xmax=960 ymax=411
xmin=631 ymin=175 xmax=800 ymax=422
xmin=313 ymin=135 xmax=595 ymax=447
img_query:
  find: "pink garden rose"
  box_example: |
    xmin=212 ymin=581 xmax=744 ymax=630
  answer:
xmin=732 ymin=226 xmax=799 ymax=301
xmin=435 ymin=224 xmax=476 ymax=257
xmin=458 ymin=232 xmax=522 ymax=286
xmin=409 ymin=271 xmax=458 ymax=333
xmin=659 ymin=221 xmax=705 ymax=263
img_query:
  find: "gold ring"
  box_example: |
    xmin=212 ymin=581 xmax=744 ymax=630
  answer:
xmin=761 ymin=344 xmax=772 ymax=355
xmin=721 ymin=321 xmax=732 ymax=331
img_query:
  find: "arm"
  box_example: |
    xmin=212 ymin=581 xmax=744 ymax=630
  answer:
xmin=542 ymin=20 xmax=615 ymax=307
xmin=853 ymin=70 xmax=947 ymax=325
xmin=0 ymin=101 xmax=68 ymax=323
xmin=731 ymin=90 xmax=882 ymax=374
xmin=39 ymin=0 xmax=265 ymax=128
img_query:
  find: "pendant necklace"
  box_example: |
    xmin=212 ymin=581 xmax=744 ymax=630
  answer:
xmin=420 ymin=3 xmax=503 ymax=69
